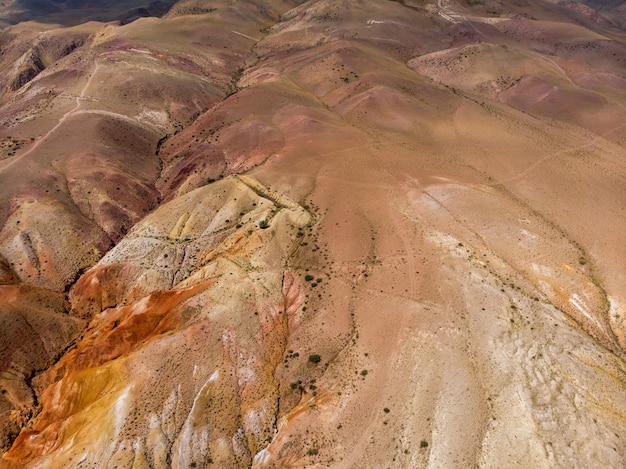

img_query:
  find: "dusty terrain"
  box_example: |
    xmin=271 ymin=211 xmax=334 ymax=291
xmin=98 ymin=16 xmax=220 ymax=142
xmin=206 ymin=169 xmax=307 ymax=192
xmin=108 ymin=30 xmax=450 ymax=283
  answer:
xmin=0 ymin=0 xmax=625 ymax=467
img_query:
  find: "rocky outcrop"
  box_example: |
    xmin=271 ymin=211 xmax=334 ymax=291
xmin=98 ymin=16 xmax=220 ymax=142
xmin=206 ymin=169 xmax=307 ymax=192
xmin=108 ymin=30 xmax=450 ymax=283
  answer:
xmin=2 ymin=177 xmax=311 ymax=467
xmin=0 ymin=286 xmax=82 ymax=454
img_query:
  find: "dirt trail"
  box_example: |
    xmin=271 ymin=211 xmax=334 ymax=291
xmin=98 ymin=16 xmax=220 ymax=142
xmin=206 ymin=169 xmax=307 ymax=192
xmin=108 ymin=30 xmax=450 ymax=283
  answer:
xmin=0 ymin=61 xmax=100 ymax=172
xmin=493 ymin=121 xmax=626 ymax=185
xmin=339 ymin=169 xmax=422 ymax=466
xmin=437 ymin=0 xmax=462 ymax=24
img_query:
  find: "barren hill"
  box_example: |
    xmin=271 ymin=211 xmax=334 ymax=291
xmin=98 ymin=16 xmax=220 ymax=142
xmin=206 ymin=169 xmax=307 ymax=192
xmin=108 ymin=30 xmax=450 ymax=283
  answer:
xmin=0 ymin=0 xmax=625 ymax=467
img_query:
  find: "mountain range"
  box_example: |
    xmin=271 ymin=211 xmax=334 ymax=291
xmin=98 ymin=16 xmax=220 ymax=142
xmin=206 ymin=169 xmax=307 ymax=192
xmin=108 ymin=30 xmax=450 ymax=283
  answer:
xmin=0 ymin=0 xmax=625 ymax=467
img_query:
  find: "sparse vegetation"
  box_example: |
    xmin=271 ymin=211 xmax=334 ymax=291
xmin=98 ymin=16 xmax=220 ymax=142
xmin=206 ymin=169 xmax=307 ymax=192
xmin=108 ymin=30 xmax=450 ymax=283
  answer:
xmin=290 ymin=380 xmax=302 ymax=390
xmin=1 ymin=136 xmax=28 ymax=158
xmin=232 ymin=67 xmax=244 ymax=83
xmin=308 ymin=354 xmax=322 ymax=364
xmin=2 ymin=0 xmax=624 ymax=465
xmin=176 ymin=6 xmax=216 ymax=15
xmin=227 ymin=67 xmax=245 ymax=95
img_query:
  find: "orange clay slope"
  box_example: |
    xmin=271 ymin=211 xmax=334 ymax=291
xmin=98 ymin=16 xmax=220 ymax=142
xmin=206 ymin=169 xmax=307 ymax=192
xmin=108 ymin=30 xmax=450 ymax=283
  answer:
xmin=1 ymin=0 xmax=626 ymax=467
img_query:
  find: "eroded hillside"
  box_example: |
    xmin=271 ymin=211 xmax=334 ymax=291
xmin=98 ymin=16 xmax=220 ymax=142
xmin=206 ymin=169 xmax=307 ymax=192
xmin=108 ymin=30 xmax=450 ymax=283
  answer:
xmin=1 ymin=0 xmax=625 ymax=467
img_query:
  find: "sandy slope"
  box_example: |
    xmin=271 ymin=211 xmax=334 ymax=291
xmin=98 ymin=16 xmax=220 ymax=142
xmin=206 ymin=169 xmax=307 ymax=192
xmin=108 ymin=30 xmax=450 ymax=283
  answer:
xmin=0 ymin=0 xmax=626 ymax=467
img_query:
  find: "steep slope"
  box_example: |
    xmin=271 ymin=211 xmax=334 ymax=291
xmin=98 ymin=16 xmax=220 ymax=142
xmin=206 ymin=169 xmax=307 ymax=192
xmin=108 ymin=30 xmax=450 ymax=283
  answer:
xmin=0 ymin=0 xmax=298 ymax=457
xmin=1 ymin=0 xmax=626 ymax=467
xmin=5 ymin=177 xmax=312 ymax=467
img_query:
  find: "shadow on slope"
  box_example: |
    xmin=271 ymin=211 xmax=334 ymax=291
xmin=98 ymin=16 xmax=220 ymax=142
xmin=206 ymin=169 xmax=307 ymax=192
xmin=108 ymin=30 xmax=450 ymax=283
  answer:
xmin=0 ymin=0 xmax=175 ymax=27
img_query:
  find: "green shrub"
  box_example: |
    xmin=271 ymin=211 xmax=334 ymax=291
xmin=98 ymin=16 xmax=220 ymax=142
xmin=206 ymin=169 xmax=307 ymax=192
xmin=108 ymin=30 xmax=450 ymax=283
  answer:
xmin=308 ymin=354 xmax=321 ymax=364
